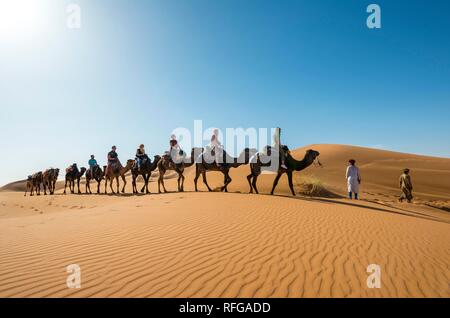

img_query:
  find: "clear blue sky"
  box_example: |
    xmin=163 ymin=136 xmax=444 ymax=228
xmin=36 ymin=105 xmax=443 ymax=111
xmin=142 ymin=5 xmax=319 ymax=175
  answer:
xmin=1 ymin=0 xmax=449 ymax=185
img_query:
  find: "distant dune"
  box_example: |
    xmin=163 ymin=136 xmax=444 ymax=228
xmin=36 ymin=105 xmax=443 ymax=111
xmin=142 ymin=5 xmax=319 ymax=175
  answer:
xmin=0 ymin=144 xmax=449 ymax=298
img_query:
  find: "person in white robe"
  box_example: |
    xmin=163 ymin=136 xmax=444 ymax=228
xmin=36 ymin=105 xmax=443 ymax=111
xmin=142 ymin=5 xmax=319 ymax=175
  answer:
xmin=167 ymin=134 xmax=185 ymax=164
xmin=210 ymin=129 xmax=223 ymax=166
xmin=346 ymin=159 xmax=361 ymax=199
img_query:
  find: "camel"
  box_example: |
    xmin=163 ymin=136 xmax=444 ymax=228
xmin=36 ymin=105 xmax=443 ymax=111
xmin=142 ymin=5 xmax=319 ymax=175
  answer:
xmin=195 ymin=148 xmax=256 ymax=192
xmin=85 ymin=165 xmax=106 ymax=194
xmin=63 ymin=165 xmax=86 ymax=194
xmin=247 ymin=147 xmax=320 ymax=196
xmin=24 ymin=175 xmax=33 ymax=196
xmin=43 ymin=168 xmax=59 ymax=195
xmin=25 ymin=172 xmax=43 ymax=196
xmin=104 ymin=159 xmax=134 ymax=194
xmin=157 ymin=148 xmax=196 ymax=193
xmin=131 ymin=155 xmax=161 ymax=194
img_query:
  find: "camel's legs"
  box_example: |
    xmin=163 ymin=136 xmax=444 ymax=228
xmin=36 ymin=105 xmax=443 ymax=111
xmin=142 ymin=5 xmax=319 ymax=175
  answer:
xmin=63 ymin=179 xmax=68 ymax=194
xmin=139 ymin=175 xmax=145 ymax=193
xmin=158 ymin=172 xmax=167 ymax=193
xmin=222 ymin=173 xmax=227 ymax=192
xmin=114 ymin=176 xmax=118 ymax=194
xmin=52 ymin=180 xmax=57 ymax=195
xmin=252 ymin=175 xmax=260 ymax=194
xmin=247 ymin=174 xmax=253 ymax=193
xmin=143 ymin=174 xmax=150 ymax=194
xmin=36 ymin=183 xmax=40 ymax=196
xmin=109 ymin=177 xmax=115 ymax=194
xmin=140 ymin=174 xmax=147 ymax=193
xmin=77 ymin=178 xmax=81 ymax=194
xmin=104 ymin=178 xmax=108 ymax=194
xmin=30 ymin=184 xmax=34 ymax=196
xmin=157 ymin=173 xmax=163 ymax=193
xmin=178 ymin=172 xmax=184 ymax=192
xmin=194 ymin=167 xmax=200 ymax=192
xmin=270 ymin=171 xmax=283 ymax=195
xmin=222 ymin=172 xmax=231 ymax=192
xmin=97 ymin=179 xmax=101 ymax=194
xmin=202 ymin=171 xmax=212 ymax=192
xmin=287 ymin=171 xmax=295 ymax=196
xmin=44 ymin=181 xmax=49 ymax=195
xmin=43 ymin=181 xmax=47 ymax=195
xmin=132 ymin=174 xmax=137 ymax=194
xmin=121 ymin=175 xmax=126 ymax=193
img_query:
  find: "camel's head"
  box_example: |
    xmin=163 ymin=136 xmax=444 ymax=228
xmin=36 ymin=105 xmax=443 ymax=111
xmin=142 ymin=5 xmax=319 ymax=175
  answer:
xmin=306 ymin=149 xmax=320 ymax=162
xmin=154 ymin=155 xmax=162 ymax=163
xmin=238 ymin=148 xmax=258 ymax=164
xmin=126 ymin=159 xmax=135 ymax=168
xmin=54 ymin=168 xmax=60 ymax=177
xmin=79 ymin=167 xmax=87 ymax=176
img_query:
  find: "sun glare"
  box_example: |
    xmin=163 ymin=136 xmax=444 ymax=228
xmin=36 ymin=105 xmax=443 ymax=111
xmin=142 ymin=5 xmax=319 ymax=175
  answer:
xmin=0 ymin=0 xmax=49 ymax=42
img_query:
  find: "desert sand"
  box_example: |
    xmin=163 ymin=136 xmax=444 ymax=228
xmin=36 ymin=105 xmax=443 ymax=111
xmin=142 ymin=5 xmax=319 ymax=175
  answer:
xmin=0 ymin=144 xmax=449 ymax=298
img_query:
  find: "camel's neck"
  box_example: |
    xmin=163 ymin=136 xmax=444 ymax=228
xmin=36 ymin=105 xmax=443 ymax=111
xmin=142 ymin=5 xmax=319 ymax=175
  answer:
xmin=230 ymin=151 xmax=250 ymax=167
xmin=122 ymin=165 xmax=132 ymax=174
xmin=150 ymin=159 xmax=159 ymax=171
xmin=287 ymin=153 xmax=314 ymax=171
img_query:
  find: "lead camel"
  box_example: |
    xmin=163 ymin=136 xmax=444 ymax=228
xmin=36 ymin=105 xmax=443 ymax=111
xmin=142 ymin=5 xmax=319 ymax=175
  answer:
xmin=247 ymin=147 xmax=320 ymax=196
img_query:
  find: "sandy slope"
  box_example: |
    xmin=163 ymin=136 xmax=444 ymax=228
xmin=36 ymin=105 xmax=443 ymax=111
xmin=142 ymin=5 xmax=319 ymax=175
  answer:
xmin=0 ymin=144 xmax=449 ymax=298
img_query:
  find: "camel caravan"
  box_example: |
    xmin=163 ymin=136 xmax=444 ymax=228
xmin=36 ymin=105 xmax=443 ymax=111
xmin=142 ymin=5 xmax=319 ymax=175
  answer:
xmin=24 ymin=128 xmax=321 ymax=197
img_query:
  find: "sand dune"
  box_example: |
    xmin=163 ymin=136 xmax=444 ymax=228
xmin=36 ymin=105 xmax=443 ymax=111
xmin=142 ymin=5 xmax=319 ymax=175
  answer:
xmin=0 ymin=144 xmax=449 ymax=298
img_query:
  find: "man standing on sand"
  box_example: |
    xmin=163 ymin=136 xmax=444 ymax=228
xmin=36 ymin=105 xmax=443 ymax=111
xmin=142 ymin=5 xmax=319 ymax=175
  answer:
xmin=346 ymin=159 xmax=361 ymax=200
xmin=399 ymin=169 xmax=413 ymax=203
